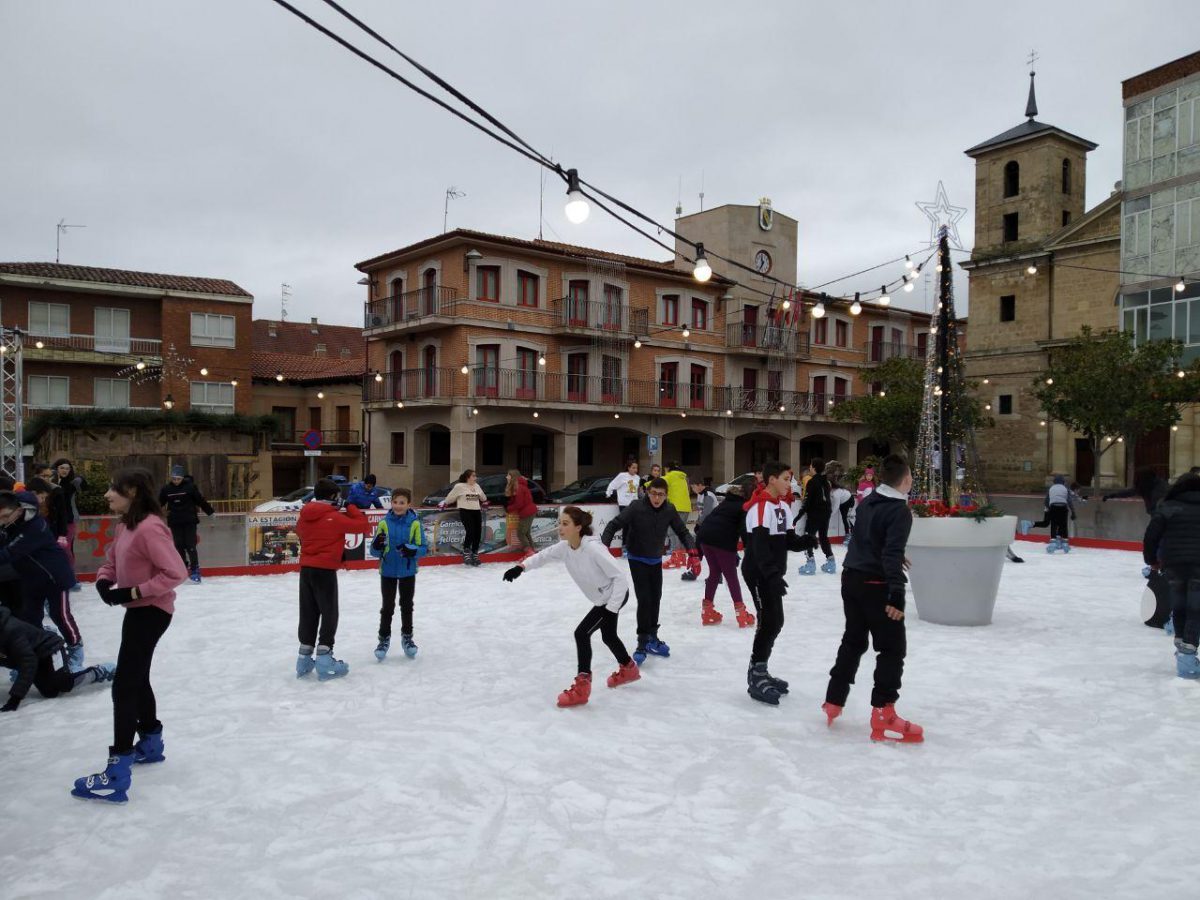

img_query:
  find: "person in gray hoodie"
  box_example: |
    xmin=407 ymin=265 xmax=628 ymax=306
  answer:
xmin=1020 ymin=475 xmax=1075 ymax=552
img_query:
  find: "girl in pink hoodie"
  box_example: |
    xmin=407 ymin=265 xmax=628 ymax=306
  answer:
xmin=72 ymin=467 xmax=188 ymax=803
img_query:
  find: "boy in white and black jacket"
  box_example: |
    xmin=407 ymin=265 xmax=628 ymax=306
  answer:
xmin=823 ymin=454 xmax=923 ymax=742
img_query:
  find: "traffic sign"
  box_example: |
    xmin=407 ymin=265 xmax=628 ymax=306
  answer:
xmin=304 ymin=449 xmax=322 ymax=457
xmin=302 ymin=429 xmax=323 ymax=450
xmin=647 ymin=435 xmax=660 ymax=455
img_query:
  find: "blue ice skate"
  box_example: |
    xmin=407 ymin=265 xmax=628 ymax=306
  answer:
xmin=1046 ymin=538 xmax=1062 ymax=554
xmin=314 ymin=647 xmax=349 ymax=681
xmin=401 ymin=634 xmax=418 ymax=659
xmin=645 ymin=637 xmax=671 ymax=658
xmin=66 ymin=642 xmax=85 ymax=672
xmin=1018 ymin=519 xmax=1032 ymax=536
xmin=820 ymin=556 xmax=837 ymax=575
xmin=798 ymin=557 xmax=816 ymax=576
xmin=296 ymin=645 xmax=316 ymax=678
xmin=71 ymin=749 xmax=134 ymax=803
xmin=375 ymin=635 xmax=391 ymax=661
xmin=1061 ymin=539 xmax=1071 ymax=554
xmin=133 ymin=725 xmax=165 ymax=765
xmin=1175 ymin=647 xmax=1200 ymax=679
xmin=87 ymin=662 xmax=116 ymax=684
xmin=1165 ymin=617 xmax=1175 ymax=637
xmin=189 ymin=567 xmax=202 ymax=584
xmin=633 ymin=637 xmax=649 ymax=666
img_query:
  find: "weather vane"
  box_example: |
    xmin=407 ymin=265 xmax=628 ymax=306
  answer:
xmin=915 ymin=181 xmax=967 ymax=249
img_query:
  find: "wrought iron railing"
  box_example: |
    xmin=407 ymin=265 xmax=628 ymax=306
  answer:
xmin=864 ymin=340 xmax=924 ymax=363
xmin=725 ymin=323 xmax=809 ymax=356
xmin=550 ymin=297 xmax=648 ymax=335
xmin=273 ymin=429 xmax=360 ymax=445
xmin=364 ymin=286 xmax=461 ymax=328
xmin=24 ymin=332 xmax=162 ymax=356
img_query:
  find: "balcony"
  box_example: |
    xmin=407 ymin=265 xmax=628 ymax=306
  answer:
xmin=550 ymin=297 xmax=648 ymax=338
xmin=272 ymin=429 xmax=361 ymax=448
xmin=24 ymin=332 xmax=163 ymax=367
xmin=364 ymin=286 xmax=463 ymax=331
xmin=25 ymin=403 xmax=162 ymax=414
xmin=726 ymin=323 xmax=810 ymax=357
xmin=364 ymin=367 xmax=854 ymax=419
xmin=864 ymin=340 xmax=925 ymax=363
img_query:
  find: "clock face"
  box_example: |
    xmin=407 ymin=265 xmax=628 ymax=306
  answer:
xmin=754 ymin=250 xmax=772 ymax=274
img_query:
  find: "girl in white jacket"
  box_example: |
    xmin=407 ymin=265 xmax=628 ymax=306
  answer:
xmin=503 ymin=506 xmax=640 ymax=707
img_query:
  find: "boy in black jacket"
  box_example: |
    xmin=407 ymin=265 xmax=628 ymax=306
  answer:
xmin=797 ymin=458 xmax=836 ymax=576
xmin=159 ymin=466 xmax=215 ymax=583
xmin=823 ymin=454 xmax=923 ymax=742
xmin=0 ymin=607 xmax=113 ymax=712
xmin=601 ymin=477 xmax=699 ymax=663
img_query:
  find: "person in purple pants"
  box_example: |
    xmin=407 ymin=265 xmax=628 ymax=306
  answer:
xmin=695 ymin=477 xmax=757 ymax=628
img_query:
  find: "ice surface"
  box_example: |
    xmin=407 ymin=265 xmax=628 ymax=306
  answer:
xmin=1 ymin=547 xmax=1195 ymax=900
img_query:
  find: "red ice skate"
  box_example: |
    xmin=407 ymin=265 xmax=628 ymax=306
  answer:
xmin=557 ymin=673 xmax=592 ymax=708
xmin=663 ymin=549 xmax=688 ymax=570
xmin=701 ymin=600 xmax=723 ymax=626
xmin=821 ymin=702 xmax=843 ymax=727
xmin=606 ymin=661 xmax=641 ymax=688
xmin=870 ymin=705 xmax=924 ymax=743
xmin=734 ymin=602 xmax=756 ymax=628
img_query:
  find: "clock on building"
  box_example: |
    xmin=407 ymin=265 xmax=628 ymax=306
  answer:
xmin=754 ymin=249 xmax=772 ymax=274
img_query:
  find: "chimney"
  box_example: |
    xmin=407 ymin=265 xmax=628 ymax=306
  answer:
xmin=268 ymin=322 xmax=277 ymax=338
xmin=340 ymin=347 xmax=352 ymax=358
xmin=310 ymin=316 xmax=319 ymax=335
xmin=314 ymin=343 xmax=327 ymax=356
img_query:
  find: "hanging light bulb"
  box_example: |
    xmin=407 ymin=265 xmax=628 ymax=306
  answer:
xmin=936 ymin=263 xmax=944 ymax=273
xmin=613 ymin=413 xmax=620 ymax=419
xmin=1178 ymin=369 xmax=1187 ymax=379
xmin=693 ymin=243 xmax=712 ymax=282
xmin=1045 ymin=377 xmax=1053 ymax=385
xmin=879 ymin=391 xmax=886 ymax=398
xmin=905 ymin=254 xmax=914 ymax=270
xmin=982 ymin=378 xmax=990 ymax=384
xmin=276 ymin=371 xmax=285 ymax=382
xmin=538 ymin=353 xmax=546 ymax=366
xmin=317 ymin=390 xmax=325 ymax=399
xmin=781 ymin=298 xmax=791 ymax=310
xmin=850 ymin=293 xmax=862 ymax=316
xmin=374 ymin=371 xmax=383 ymax=383
xmin=564 ymin=168 xmax=589 ymax=224
xmin=231 ymin=378 xmax=238 ymax=387
xmin=878 ymin=285 xmax=890 ymax=307
xmin=681 ymin=325 xmax=691 ymax=339
xmin=1040 ymin=420 xmax=1047 ymax=427
xmin=937 ymin=366 xmax=943 ymax=374
xmin=1175 ymin=277 xmax=1186 ymax=293
xmin=633 ymin=339 xmax=642 ymax=349
xmin=680 ymin=412 xmax=687 ymax=418
xmin=903 ymin=281 xmax=915 ymax=293
xmin=725 ymin=409 xmax=733 ymax=416
xmin=35 ymin=340 xmax=44 ymax=349
xmin=1026 ymin=263 xmax=1038 ymax=275
xmin=533 ymin=411 xmax=539 ymax=418
xmin=472 ymin=407 xmax=479 ymax=416
xmin=985 ymin=403 xmax=992 ymax=410
xmin=135 ymin=358 xmax=147 ymax=371
xmin=163 ymin=393 xmax=175 ymax=410
xmin=778 ymin=404 xmax=785 ymax=412
xmin=199 ymin=367 xmax=208 ymax=377
xmin=460 ymin=364 xmax=469 ymax=375
xmin=811 ymin=300 xmax=826 ymax=319
xmin=395 ymin=401 xmax=404 ymax=409
xmin=1172 ymin=424 xmax=1179 ymax=431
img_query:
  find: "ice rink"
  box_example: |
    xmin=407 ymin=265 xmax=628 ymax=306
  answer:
xmin=1 ymin=544 xmax=1194 ymax=900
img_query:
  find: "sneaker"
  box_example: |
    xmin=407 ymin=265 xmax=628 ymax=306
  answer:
xmin=296 ymin=645 xmax=316 ymax=678
xmin=1176 ymin=645 xmax=1200 ymax=680
xmin=870 ymin=704 xmax=924 ymax=743
xmin=189 ymin=567 xmax=202 ymax=584
xmin=606 ymin=660 xmax=640 ymax=688
xmin=1018 ymin=519 xmax=1032 ymax=536
xmin=70 ymin=583 xmax=82 ymax=593
xmin=314 ymin=647 xmax=349 ymax=681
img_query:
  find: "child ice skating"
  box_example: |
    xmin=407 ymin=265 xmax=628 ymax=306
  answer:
xmin=371 ymin=488 xmax=427 ymax=661
xmin=71 ymin=468 xmax=189 ymax=803
xmin=600 ymin=477 xmax=699 ymax=663
xmin=680 ymin=477 xmax=716 ymax=582
xmin=439 ymin=469 xmax=488 ymax=566
xmin=504 ymin=469 xmax=538 ymax=557
xmin=823 ymin=454 xmax=923 ymax=742
xmin=503 ymin=506 xmax=638 ymax=707
xmin=695 ymin=476 xmax=756 ymax=627
xmin=797 ymin=458 xmax=836 ymax=575
xmin=1142 ymin=472 xmax=1200 ymax=678
xmin=158 ymin=465 xmax=215 ymax=582
xmin=1 ymin=606 xmax=114 ymax=712
xmin=294 ymin=478 xmax=371 ymax=680
xmin=1021 ymin=475 xmax=1076 ymax=553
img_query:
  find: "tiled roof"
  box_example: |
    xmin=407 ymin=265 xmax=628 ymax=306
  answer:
xmin=252 ymin=318 xmax=363 ymax=358
xmin=251 ymin=350 xmax=365 ymax=383
xmin=0 ymin=262 xmax=251 ymax=297
xmin=964 ymin=119 xmax=1097 ymax=157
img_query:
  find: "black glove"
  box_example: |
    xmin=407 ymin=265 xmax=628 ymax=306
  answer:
xmin=1 ymin=694 xmax=20 ymax=712
xmin=888 ymin=590 xmax=906 ymax=612
xmin=96 ymin=581 xmax=136 ymax=606
xmin=371 ymin=533 xmax=387 ymax=554
xmin=400 ymin=545 xmax=418 ymax=558
xmin=502 ymin=565 xmax=524 ymax=582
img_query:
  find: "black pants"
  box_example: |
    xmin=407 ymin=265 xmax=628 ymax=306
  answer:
xmin=574 ymin=594 xmax=631 ymax=673
xmin=1048 ymin=505 xmax=1070 ymax=540
xmin=746 ymin=574 xmax=785 ymax=665
xmin=627 ymin=561 xmax=663 ymax=645
xmin=112 ymin=606 xmax=172 ymax=753
xmin=298 ymin=567 xmax=339 ymax=649
xmin=32 ymin=651 xmax=77 ymax=699
xmin=170 ymin=522 xmax=199 ymax=570
xmin=459 ymin=509 xmax=483 ymax=555
xmin=804 ymin=514 xmax=833 ymax=558
xmin=826 ymin=568 xmax=906 ymax=708
xmin=379 ymin=576 xmax=416 ymax=638
xmin=1165 ymin=564 xmax=1200 ymax=648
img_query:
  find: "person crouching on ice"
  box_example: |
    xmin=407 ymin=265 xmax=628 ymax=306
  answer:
xmin=503 ymin=506 xmax=639 ymax=708
xmin=1 ymin=606 xmax=114 ymax=713
xmin=822 ymin=454 xmax=923 ymax=743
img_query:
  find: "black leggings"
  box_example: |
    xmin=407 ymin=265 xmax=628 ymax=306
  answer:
xmin=459 ymin=509 xmax=483 ymax=555
xmin=298 ymin=567 xmax=339 ymax=649
xmin=379 ymin=576 xmax=415 ymax=637
xmin=826 ymin=568 xmax=906 ymax=708
xmin=804 ymin=515 xmax=833 ymax=558
xmin=112 ymin=606 xmax=172 ymax=753
xmin=745 ymin=572 xmax=785 ymax=665
xmin=627 ymin=561 xmax=663 ymax=645
xmin=171 ymin=522 xmax=199 ymax=570
xmin=574 ymin=594 xmax=631 ymax=673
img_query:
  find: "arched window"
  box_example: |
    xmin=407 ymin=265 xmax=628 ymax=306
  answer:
xmin=390 ymin=350 xmax=404 ymax=400
xmin=422 ymin=346 xmax=437 ymax=398
xmin=422 ymin=268 xmax=437 ymax=314
xmin=1061 ymin=158 xmax=1071 ymax=195
xmin=1003 ymin=161 xmax=1019 ymax=198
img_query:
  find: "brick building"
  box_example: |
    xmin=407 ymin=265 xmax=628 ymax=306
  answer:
xmin=357 ymin=206 xmax=941 ymax=499
xmin=0 ymin=262 xmax=253 ymax=416
xmin=250 ymin=317 xmax=366 ymax=497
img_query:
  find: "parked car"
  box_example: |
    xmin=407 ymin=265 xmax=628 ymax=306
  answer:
xmin=548 ymin=475 xmax=618 ymax=504
xmin=422 ymin=473 xmax=549 ymax=507
xmin=253 ymin=477 xmax=390 ymax=512
xmin=714 ymin=472 xmax=760 ymax=497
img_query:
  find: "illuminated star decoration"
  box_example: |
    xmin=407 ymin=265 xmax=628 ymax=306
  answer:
xmin=116 ymin=342 xmax=196 ymax=384
xmin=915 ymin=181 xmax=967 ymax=249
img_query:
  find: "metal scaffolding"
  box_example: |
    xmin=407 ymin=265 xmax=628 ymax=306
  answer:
xmin=0 ymin=326 xmax=24 ymax=481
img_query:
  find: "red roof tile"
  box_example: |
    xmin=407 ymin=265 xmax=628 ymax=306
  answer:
xmin=251 ymin=350 xmax=365 ymax=383
xmin=0 ymin=262 xmax=251 ymax=297
xmin=252 ymin=318 xmax=364 ymax=358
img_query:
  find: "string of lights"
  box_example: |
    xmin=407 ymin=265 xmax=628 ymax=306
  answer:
xmin=946 ymin=247 xmax=1193 ymax=289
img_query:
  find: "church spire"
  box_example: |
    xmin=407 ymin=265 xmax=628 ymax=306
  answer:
xmin=1025 ymin=69 xmax=1038 ymax=120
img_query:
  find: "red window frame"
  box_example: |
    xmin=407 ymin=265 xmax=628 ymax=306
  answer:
xmin=602 ymin=284 xmax=623 ymax=331
xmin=422 ymin=346 xmax=437 ymax=398
xmin=691 ymin=298 xmax=708 ymax=331
xmin=835 ymin=319 xmax=848 ymax=348
xmin=422 ymin=269 xmax=437 ymax=315
xmin=476 ymin=266 xmax=500 ymax=302
xmin=516 ymin=348 xmax=538 ymax=400
xmin=567 ymin=280 xmax=589 ymax=326
xmin=812 ymin=375 xmax=827 ymax=411
xmin=390 ymin=431 xmax=405 ymax=465
xmin=474 ymin=345 xmax=499 ymax=397
xmin=742 ymin=367 xmax=758 ymax=410
xmin=601 ymin=355 xmax=622 ymax=405
xmin=689 ymin=364 xmax=707 ymax=409
xmin=659 ymin=362 xmax=679 ymax=408
xmin=916 ymin=332 xmax=928 ymax=358
xmin=662 ymin=295 xmax=679 ymax=326
xmin=767 ymin=370 xmax=782 ymax=407
xmin=567 ymin=353 xmax=589 ymax=402
xmin=741 ymin=306 xmax=758 ymax=347
xmin=813 ymin=318 xmax=828 ymax=345
xmin=517 ymin=271 xmax=539 ymax=308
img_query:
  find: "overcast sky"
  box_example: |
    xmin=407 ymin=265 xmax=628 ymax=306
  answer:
xmin=3 ymin=1 xmax=1196 ymax=325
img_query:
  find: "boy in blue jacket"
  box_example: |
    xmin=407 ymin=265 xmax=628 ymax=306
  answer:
xmin=347 ymin=474 xmax=384 ymax=510
xmin=370 ymin=488 xmax=427 ymax=660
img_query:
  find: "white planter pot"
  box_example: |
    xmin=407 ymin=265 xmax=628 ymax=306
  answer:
xmin=906 ymin=516 xmax=1016 ymax=626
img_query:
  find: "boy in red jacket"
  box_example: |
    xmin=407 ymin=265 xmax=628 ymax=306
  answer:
xmin=294 ymin=479 xmax=370 ymax=680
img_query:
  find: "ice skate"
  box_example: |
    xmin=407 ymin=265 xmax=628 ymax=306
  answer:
xmin=822 ymin=702 xmax=843 ymax=727
xmin=71 ymin=748 xmax=134 ymax=803
xmin=870 ymin=704 xmax=924 ymax=743
xmin=296 ymin=645 xmax=316 ymax=678
xmin=701 ymin=601 xmax=723 ymax=626
xmin=680 ymin=570 xmax=698 ymax=582
xmin=65 ymin=642 xmax=85 ymax=672
xmin=663 ymin=549 xmax=687 ymax=570
xmin=798 ymin=557 xmax=816 ymax=576
xmin=79 ymin=663 xmax=116 ymax=685
xmin=400 ymin=633 xmax=418 ymax=659
xmin=765 ymin=671 xmax=789 ymax=694
xmin=470 ymin=552 xmax=482 ymax=567
xmin=645 ymin=637 xmax=671 ymax=658
xmin=557 ymin=672 xmax=591 ymax=707
xmin=1018 ymin=519 xmax=1032 ymax=535
xmin=820 ymin=556 xmax=837 ymax=575
xmin=374 ymin=635 xmax=391 ymax=661
xmin=1046 ymin=538 xmax=1061 ymax=554
xmin=734 ymin=602 xmax=755 ymax=628
xmin=747 ymin=662 xmax=781 ymax=706
xmin=189 ymin=566 xmax=202 ymax=584
xmin=133 ymin=725 xmax=165 ymax=765
xmin=1061 ymin=539 xmax=1071 ymax=554
xmin=606 ymin=660 xmax=640 ymax=688
xmin=1175 ymin=645 xmax=1200 ymax=679
xmin=313 ymin=647 xmax=349 ymax=681
xmin=632 ymin=637 xmax=648 ymax=666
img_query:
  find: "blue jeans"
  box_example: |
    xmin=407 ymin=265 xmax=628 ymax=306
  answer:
xmin=1165 ymin=567 xmax=1200 ymax=648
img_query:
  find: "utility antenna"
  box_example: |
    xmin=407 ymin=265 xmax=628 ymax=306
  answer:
xmin=699 ymin=170 xmax=705 ymax=212
xmin=444 ymin=186 xmax=466 ymax=233
xmin=280 ymin=283 xmax=292 ymax=321
xmin=55 ymin=219 xmax=86 ymax=263
xmin=675 ymin=176 xmax=683 ymax=217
